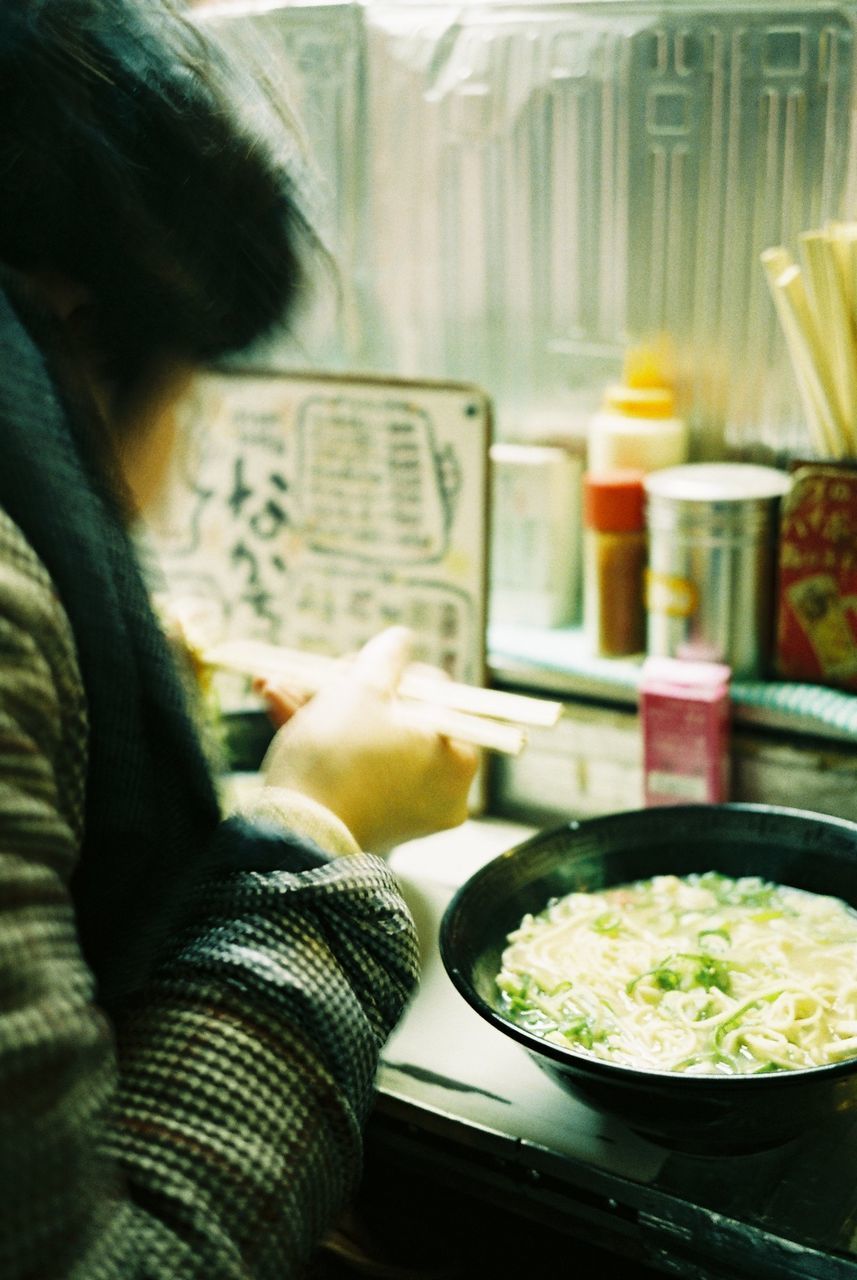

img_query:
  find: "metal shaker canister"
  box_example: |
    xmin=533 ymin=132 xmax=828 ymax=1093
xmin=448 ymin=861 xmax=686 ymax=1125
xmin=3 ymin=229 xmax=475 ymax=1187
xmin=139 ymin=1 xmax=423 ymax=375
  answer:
xmin=644 ymin=464 xmax=792 ymax=679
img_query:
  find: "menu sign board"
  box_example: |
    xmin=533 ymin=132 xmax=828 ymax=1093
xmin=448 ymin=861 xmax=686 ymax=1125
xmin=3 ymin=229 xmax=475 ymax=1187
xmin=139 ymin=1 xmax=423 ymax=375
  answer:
xmin=146 ymin=369 xmax=491 ymax=695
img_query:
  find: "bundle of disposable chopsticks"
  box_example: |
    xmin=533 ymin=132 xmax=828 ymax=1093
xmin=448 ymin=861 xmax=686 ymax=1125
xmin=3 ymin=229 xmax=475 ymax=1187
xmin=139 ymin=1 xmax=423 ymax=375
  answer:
xmin=199 ymin=637 xmax=562 ymax=756
xmin=762 ymin=223 xmax=857 ymax=459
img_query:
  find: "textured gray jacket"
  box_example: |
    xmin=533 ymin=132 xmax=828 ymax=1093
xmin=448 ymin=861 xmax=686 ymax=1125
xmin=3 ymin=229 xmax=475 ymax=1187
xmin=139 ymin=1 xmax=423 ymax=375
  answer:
xmin=0 ymin=507 xmax=420 ymax=1277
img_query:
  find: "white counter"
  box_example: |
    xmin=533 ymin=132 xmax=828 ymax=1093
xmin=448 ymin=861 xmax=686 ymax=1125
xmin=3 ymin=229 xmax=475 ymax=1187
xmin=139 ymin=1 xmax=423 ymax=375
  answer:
xmin=383 ymin=819 xmax=668 ymax=1182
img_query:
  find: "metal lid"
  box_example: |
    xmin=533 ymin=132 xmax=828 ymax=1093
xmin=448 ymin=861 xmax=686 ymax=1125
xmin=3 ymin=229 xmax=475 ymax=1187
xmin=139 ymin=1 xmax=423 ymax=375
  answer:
xmin=644 ymin=463 xmax=792 ymax=504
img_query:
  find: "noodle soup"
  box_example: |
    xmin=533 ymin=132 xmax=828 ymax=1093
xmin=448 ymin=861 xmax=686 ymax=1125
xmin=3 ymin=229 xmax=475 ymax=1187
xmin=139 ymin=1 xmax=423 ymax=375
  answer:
xmin=497 ymin=872 xmax=857 ymax=1076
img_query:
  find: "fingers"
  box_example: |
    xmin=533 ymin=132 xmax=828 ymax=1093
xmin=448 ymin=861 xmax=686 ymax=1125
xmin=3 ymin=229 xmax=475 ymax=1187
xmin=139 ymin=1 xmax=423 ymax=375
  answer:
xmin=254 ymin=677 xmax=311 ymax=729
xmin=350 ymin=625 xmax=414 ymax=695
xmin=439 ymin=735 xmax=480 ymax=779
xmin=259 ymin=633 xmax=479 ymax=850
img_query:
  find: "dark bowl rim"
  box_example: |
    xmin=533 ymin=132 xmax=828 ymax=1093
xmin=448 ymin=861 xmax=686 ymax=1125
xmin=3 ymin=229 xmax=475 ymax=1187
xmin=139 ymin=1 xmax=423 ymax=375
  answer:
xmin=439 ymin=802 xmax=857 ymax=1090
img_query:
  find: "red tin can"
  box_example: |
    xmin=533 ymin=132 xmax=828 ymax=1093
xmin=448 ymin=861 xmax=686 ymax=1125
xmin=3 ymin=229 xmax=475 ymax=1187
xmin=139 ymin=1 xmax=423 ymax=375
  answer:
xmin=775 ymin=464 xmax=857 ymax=690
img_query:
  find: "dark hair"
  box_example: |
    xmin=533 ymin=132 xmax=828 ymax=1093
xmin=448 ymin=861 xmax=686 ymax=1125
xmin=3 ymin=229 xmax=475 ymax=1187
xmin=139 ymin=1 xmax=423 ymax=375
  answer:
xmin=0 ymin=0 xmax=313 ymax=392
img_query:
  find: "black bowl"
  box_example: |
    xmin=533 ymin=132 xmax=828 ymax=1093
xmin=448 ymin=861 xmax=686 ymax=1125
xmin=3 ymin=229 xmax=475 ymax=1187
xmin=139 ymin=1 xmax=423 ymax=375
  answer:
xmin=439 ymin=803 xmax=857 ymax=1155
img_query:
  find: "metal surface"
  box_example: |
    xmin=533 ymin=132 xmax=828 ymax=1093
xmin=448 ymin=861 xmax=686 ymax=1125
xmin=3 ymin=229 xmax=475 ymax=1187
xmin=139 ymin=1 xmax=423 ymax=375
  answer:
xmin=201 ymin=1 xmax=857 ymax=460
xmin=644 ymin=464 xmax=792 ymax=677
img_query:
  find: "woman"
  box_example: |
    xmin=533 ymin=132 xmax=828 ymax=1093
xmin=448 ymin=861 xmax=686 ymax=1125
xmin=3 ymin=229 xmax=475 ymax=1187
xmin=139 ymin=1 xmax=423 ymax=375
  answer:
xmin=0 ymin=2 xmax=477 ymax=1276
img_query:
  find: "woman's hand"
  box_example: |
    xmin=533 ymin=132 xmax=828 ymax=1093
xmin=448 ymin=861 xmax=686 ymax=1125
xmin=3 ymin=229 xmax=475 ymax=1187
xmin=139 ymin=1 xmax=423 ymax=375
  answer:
xmin=260 ymin=627 xmax=479 ymax=853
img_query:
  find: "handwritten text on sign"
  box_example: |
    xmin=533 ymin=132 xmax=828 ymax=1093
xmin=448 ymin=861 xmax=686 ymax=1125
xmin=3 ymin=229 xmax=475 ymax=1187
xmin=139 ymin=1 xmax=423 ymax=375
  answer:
xmin=147 ymin=373 xmax=489 ymax=687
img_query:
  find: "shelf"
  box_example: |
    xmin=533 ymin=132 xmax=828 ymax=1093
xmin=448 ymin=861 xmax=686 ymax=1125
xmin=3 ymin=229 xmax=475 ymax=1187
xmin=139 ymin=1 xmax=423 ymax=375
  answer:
xmin=488 ymin=624 xmax=857 ymax=746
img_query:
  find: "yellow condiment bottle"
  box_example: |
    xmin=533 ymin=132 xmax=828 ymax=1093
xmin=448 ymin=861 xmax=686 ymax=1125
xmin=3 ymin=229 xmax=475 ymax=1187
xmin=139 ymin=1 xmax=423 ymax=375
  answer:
xmin=587 ymin=339 xmax=688 ymax=474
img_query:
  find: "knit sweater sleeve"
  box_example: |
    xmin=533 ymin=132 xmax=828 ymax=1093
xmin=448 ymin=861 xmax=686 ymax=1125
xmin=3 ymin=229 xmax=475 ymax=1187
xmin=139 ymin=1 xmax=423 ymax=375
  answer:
xmin=0 ymin=513 xmax=420 ymax=1280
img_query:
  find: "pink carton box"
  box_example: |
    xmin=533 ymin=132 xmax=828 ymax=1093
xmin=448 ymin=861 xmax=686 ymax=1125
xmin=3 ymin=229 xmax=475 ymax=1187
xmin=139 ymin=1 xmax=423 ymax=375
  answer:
xmin=640 ymin=657 xmax=731 ymax=807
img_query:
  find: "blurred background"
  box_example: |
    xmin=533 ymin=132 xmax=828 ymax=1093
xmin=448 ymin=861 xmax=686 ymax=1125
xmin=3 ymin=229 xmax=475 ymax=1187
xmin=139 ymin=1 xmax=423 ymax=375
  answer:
xmin=195 ymin=0 xmax=857 ymax=465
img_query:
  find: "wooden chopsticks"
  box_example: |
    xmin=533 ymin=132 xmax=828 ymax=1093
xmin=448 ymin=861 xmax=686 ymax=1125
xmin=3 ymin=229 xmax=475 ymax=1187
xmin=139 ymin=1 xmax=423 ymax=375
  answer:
xmin=762 ymin=224 xmax=857 ymax=459
xmin=200 ymin=638 xmax=562 ymax=756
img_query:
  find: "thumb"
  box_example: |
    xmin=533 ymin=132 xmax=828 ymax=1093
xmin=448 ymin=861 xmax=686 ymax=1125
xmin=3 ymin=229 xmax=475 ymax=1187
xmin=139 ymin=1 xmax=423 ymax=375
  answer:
xmin=351 ymin=626 xmax=413 ymax=695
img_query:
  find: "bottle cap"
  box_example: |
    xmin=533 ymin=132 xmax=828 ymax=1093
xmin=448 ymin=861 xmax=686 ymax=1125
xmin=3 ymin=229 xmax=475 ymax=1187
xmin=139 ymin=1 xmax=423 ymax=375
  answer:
xmin=584 ymin=470 xmax=646 ymax=532
xmin=603 ymin=385 xmax=676 ymax=418
xmin=622 ymin=335 xmax=676 ymax=389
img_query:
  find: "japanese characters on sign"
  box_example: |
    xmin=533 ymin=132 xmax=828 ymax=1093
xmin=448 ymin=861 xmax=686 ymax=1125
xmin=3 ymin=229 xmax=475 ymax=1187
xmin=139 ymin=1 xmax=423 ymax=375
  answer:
xmin=147 ymin=372 xmax=490 ymax=697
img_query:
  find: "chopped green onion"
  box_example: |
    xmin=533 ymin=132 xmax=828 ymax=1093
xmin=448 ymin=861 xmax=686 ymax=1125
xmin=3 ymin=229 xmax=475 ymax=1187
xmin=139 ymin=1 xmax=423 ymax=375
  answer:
xmin=592 ymin=912 xmax=621 ymax=935
xmin=714 ymin=992 xmax=783 ymax=1047
xmin=698 ymin=927 xmax=730 ymax=945
xmin=561 ymin=1016 xmax=595 ymax=1049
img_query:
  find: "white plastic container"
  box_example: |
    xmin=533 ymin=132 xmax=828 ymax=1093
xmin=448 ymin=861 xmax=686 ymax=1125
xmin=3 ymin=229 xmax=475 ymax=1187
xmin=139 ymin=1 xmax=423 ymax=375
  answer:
xmin=489 ymin=443 xmax=582 ymax=628
xmin=587 ymin=386 xmax=688 ymax=474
